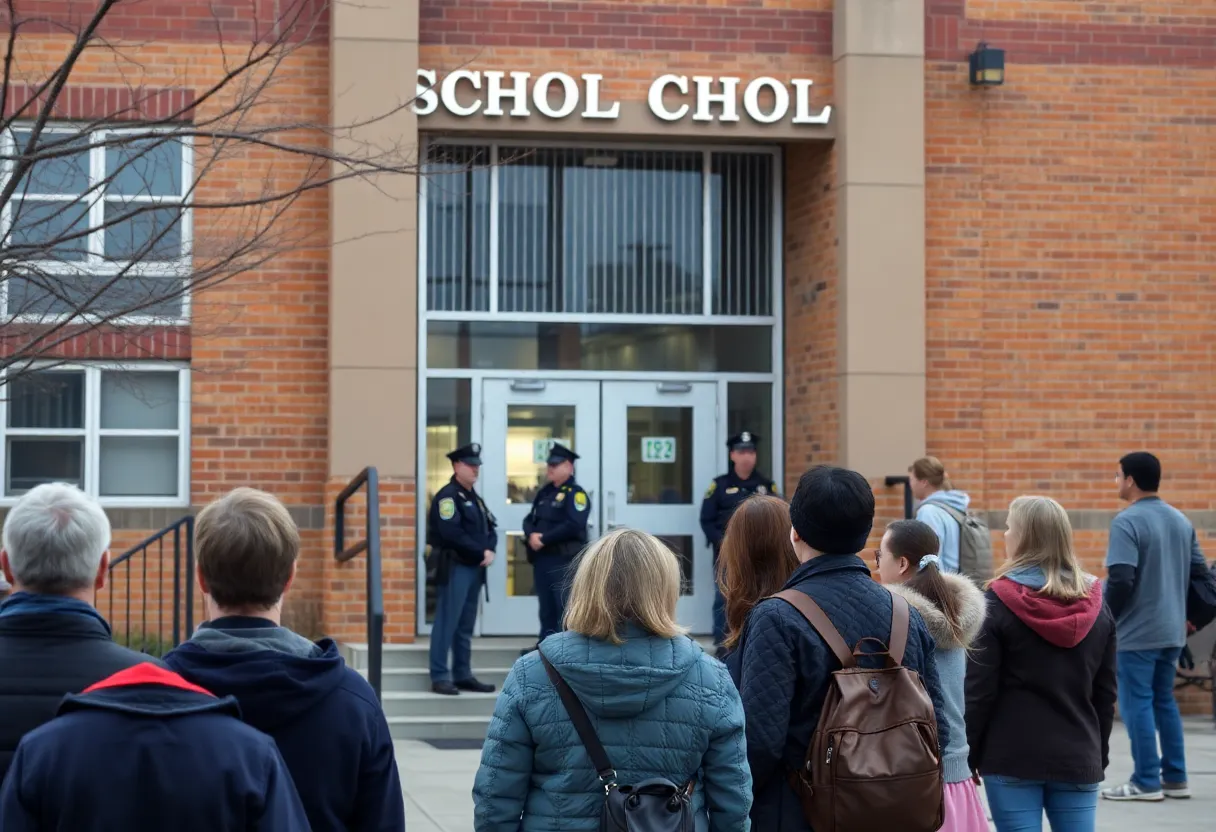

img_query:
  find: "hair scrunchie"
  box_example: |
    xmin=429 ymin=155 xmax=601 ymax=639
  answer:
xmin=918 ymin=554 xmax=941 ymax=572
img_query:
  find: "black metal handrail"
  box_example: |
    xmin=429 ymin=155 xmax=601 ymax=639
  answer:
xmin=884 ymin=475 xmax=914 ymax=520
xmin=335 ymin=466 xmax=384 ymax=702
xmin=107 ymin=515 xmax=194 ymax=653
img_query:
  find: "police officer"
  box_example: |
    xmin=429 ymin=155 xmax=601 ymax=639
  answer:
xmin=522 ymin=442 xmax=591 ymax=652
xmin=426 ymin=442 xmax=498 ymax=696
xmin=700 ymin=430 xmax=780 ymax=654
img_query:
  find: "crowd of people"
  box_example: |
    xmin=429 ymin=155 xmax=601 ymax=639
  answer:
xmin=0 ymin=449 xmax=1206 ymax=831
xmin=474 ymin=453 xmax=1210 ymax=832
xmin=0 ymin=483 xmax=406 ymax=831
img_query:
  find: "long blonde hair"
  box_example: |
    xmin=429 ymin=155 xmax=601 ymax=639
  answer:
xmin=990 ymin=495 xmax=1089 ymax=600
xmin=564 ymin=527 xmax=688 ymax=644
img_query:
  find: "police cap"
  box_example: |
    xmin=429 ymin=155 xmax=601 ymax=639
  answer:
xmin=546 ymin=442 xmax=580 ymax=465
xmin=727 ymin=431 xmax=759 ymax=451
xmin=446 ymin=442 xmax=483 ymax=466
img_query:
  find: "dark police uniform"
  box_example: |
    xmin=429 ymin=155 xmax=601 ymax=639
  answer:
xmin=699 ymin=431 xmax=780 ymax=647
xmin=523 ymin=443 xmax=591 ymax=644
xmin=426 ymin=442 xmax=497 ymax=695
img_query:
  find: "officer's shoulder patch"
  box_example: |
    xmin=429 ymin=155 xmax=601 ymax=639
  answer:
xmin=771 ymin=482 xmax=780 ymax=492
xmin=704 ymin=480 xmax=716 ymax=498
xmin=573 ymin=491 xmax=588 ymax=511
xmin=438 ymin=497 xmax=456 ymax=520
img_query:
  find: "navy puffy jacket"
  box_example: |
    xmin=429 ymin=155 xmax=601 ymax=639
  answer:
xmin=728 ymin=555 xmax=950 ymax=831
xmin=0 ymin=663 xmax=308 ymax=831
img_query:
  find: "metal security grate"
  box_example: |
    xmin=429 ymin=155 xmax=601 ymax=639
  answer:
xmin=423 ymin=143 xmax=775 ymax=318
xmin=424 ymin=145 xmax=491 ymax=312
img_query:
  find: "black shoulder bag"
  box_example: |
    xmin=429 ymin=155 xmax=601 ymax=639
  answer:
xmin=540 ymin=654 xmax=697 ymax=832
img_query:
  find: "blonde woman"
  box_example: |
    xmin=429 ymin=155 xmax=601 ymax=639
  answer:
xmin=473 ymin=528 xmax=752 ymax=831
xmin=965 ymin=496 xmax=1117 ymax=832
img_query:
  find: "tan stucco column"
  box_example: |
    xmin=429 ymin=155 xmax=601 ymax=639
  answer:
xmin=833 ymin=0 xmax=927 ymax=477
xmin=329 ymin=1 xmax=419 ymax=479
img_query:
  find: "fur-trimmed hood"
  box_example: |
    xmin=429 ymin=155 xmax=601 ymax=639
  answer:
xmin=887 ymin=571 xmax=987 ymax=651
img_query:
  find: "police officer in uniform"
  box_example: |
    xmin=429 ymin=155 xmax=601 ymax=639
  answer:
xmin=426 ymin=443 xmax=498 ymax=696
xmin=522 ymin=443 xmax=591 ymax=652
xmin=700 ymin=431 xmax=780 ymax=655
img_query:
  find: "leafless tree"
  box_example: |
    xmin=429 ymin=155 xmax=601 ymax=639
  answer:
xmin=0 ymin=0 xmax=421 ymax=386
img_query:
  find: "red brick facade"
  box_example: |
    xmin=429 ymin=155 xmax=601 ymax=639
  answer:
xmin=7 ymin=2 xmax=1216 ymax=713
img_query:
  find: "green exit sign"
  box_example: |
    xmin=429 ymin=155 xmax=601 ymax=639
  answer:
xmin=641 ymin=436 xmax=677 ymax=463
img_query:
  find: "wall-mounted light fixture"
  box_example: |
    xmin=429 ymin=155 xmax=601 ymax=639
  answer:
xmin=968 ymin=42 xmax=1005 ymax=86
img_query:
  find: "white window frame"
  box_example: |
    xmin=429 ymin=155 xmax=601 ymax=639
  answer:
xmin=0 ymin=362 xmax=191 ymax=507
xmin=0 ymin=124 xmax=194 ymax=326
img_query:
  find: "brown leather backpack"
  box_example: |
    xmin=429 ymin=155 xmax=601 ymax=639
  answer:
xmin=773 ymin=589 xmax=944 ymax=832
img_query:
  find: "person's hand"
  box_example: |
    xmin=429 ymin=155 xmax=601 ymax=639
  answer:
xmin=528 ymin=532 xmax=543 ymax=550
xmin=971 ymin=770 xmax=982 ymax=786
xmin=481 ymin=549 xmax=495 ymax=567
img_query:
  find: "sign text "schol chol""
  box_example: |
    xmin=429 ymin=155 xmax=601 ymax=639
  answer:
xmin=413 ymin=70 xmax=832 ymax=125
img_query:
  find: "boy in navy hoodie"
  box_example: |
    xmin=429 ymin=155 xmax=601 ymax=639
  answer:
xmin=0 ymin=663 xmax=308 ymax=831
xmin=165 ymin=487 xmax=405 ymax=832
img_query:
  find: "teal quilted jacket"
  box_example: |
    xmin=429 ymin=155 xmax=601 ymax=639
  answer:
xmin=472 ymin=626 xmax=752 ymax=831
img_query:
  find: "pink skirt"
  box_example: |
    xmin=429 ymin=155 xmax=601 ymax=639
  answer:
xmin=939 ymin=779 xmax=990 ymax=832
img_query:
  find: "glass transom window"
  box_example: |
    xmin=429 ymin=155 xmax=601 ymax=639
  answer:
xmin=424 ymin=143 xmax=775 ymax=318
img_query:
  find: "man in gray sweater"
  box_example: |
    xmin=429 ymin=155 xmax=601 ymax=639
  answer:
xmin=1102 ymin=452 xmax=1208 ymax=802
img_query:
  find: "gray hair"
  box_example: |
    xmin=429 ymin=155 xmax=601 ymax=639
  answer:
xmin=2 ymin=483 xmax=111 ymax=593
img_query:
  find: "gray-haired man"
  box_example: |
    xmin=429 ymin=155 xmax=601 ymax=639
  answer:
xmin=0 ymin=482 xmax=157 ymax=781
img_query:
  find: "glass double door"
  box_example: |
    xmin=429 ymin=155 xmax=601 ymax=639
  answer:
xmin=478 ymin=379 xmax=718 ymax=636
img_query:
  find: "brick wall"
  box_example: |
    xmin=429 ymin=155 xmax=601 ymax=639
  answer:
xmin=925 ymin=2 xmax=1216 ymax=715
xmin=5 ymin=2 xmax=333 ymax=638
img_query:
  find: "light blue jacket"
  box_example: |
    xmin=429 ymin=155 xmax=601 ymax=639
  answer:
xmin=916 ymin=490 xmax=972 ymax=573
xmin=472 ymin=626 xmax=752 ymax=831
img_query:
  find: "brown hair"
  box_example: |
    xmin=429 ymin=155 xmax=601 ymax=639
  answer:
xmin=197 ymin=487 xmax=300 ymax=611
xmin=716 ymin=495 xmax=799 ymax=649
xmin=564 ymin=527 xmax=687 ymax=644
xmin=910 ymin=456 xmax=953 ymax=491
xmin=884 ymin=519 xmax=967 ymax=646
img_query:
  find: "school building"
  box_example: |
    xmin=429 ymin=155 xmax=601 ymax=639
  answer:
xmin=3 ymin=0 xmax=1215 ymax=712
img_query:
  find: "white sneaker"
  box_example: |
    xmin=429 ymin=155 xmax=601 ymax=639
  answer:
xmin=1101 ymin=782 xmax=1165 ymax=801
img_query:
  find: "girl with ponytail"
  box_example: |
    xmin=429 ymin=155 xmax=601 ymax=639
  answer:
xmin=877 ymin=519 xmax=989 ymax=832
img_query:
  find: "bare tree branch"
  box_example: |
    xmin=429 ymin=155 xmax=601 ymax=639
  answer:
xmin=0 ymin=0 xmax=427 ymax=385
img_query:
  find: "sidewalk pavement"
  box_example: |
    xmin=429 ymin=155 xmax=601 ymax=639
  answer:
xmin=396 ymin=719 xmax=1216 ymax=831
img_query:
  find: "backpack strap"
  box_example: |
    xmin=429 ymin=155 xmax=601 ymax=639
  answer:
xmin=888 ymin=591 xmax=911 ymax=667
xmin=772 ymin=589 xmax=856 ymax=669
xmin=933 ymin=501 xmax=968 ymax=527
xmin=540 ymin=653 xmax=618 ymax=789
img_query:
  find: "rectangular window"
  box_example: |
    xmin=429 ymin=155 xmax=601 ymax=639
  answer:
xmin=423 ymin=143 xmax=776 ymax=318
xmin=1 ymin=365 xmax=189 ymax=504
xmin=1 ymin=126 xmax=191 ymax=321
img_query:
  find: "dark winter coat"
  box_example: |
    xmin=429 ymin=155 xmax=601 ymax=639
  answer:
xmin=0 ymin=608 xmax=162 ymax=783
xmin=729 ymin=555 xmax=949 ymax=831
xmin=965 ymin=575 xmax=1117 ymax=784
xmin=0 ymin=663 xmax=309 ymax=831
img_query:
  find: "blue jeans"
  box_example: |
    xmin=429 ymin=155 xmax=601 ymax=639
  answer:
xmin=533 ymin=553 xmax=571 ymax=642
xmin=428 ymin=562 xmax=481 ymax=683
xmin=984 ymin=777 xmax=1099 ymax=832
xmin=711 ymin=544 xmax=725 ymax=645
xmin=1116 ymin=647 xmax=1187 ymax=790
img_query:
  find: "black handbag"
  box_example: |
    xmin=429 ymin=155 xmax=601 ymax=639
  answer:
xmin=540 ymin=654 xmax=697 ymax=832
xmin=1186 ymin=559 xmax=1216 ymax=631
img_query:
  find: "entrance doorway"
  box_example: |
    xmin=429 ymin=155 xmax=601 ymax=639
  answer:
xmin=478 ymin=378 xmax=718 ymax=636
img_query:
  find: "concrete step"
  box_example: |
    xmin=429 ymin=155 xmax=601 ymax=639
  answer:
xmin=382 ymin=690 xmax=499 ymax=719
xmin=360 ymin=667 xmax=514 ymax=693
xmin=387 ymin=715 xmax=491 ymax=741
xmin=344 ymin=638 xmax=534 ymax=672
